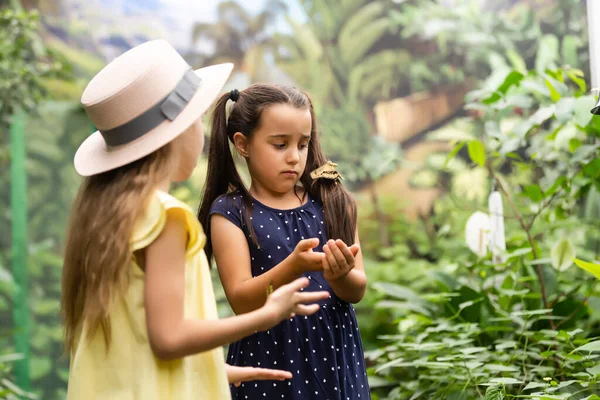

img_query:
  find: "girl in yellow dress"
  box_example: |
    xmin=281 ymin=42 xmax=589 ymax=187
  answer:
xmin=61 ymin=40 xmax=328 ymax=400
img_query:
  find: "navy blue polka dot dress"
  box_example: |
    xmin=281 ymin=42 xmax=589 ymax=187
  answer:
xmin=209 ymin=191 xmax=371 ymax=400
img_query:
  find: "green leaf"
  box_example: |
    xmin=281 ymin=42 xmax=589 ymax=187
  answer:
xmin=490 ymin=378 xmax=521 ymax=385
xmin=506 ymin=50 xmax=527 ymax=73
xmin=483 ymin=70 xmax=524 ymax=104
xmin=373 ymin=282 xmax=422 ymax=302
xmin=522 ymin=184 xmax=544 ymax=202
xmin=546 ymin=78 xmax=562 ymax=102
xmin=554 ymin=97 xmax=575 ymax=123
xmin=583 ymin=159 xmax=600 ymax=179
xmin=444 ymin=142 xmax=465 ymax=168
xmin=484 ymin=364 xmax=519 ymax=372
xmin=574 ymin=258 xmax=600 ymax=279
xmin=459 ymin=347 xmax=487 ymax=355
xmin=514 ymin=105 xmax=556 ymax=138
xmin=375 ymin=300 xmax=431 ymax=316
xmin=550 ymin=238 xmax=576 ymax=271
xmin=485 ymin=385 xmax=505 ymax=400
xmin=0 ymin=353 xmax=24 ymax=363
xmin=573 ymin=95 xmax=596 ymax=127
xmin=573 ymin=340 xmax=600 ymax=353
xmin=567 ymin=68 xmax=587 ymax=92
xmin=523 ymin=382 xmax=547 ymax=390
xmin=467 ymin=140 xmax=486 ymax=167
xmin=586 ymin=364 xmax=600 ymax=376
xmin=545 ymin=176 xmax=567 ymax=197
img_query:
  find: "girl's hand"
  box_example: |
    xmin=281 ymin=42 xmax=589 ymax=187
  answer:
xmin=226 ymin=364 xmax=292 ymax=387
xmin=322 ymin=239 xmax=360 ymax=281
xmin=261 ymin=277 xmax=329 ymax=330
xmin=289 ymin=238 xmax=324 ymax=273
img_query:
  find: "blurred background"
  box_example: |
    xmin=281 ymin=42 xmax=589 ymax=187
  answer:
xmin=2 ymin=0 xmax=600 ymax=398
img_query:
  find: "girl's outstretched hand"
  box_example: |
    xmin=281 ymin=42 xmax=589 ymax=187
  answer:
xmin=226 ymin=364 xmax=292 ymax=387
xmin=289 ymin=238 xmax=324 ymax=273
xmin=322 ymin=239 xmax=360 ymax=281
xmin=261 ymin=277 xmax=329 ymax=330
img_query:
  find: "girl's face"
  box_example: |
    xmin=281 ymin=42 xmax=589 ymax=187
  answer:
xmin=172 ymin=118 xmax=204 ymax=182
xmin=234 ymin=103 xmax=312 ymax=195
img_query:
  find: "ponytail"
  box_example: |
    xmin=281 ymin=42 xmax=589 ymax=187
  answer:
xmin=197 ymin=91 xmax=258 ymax=263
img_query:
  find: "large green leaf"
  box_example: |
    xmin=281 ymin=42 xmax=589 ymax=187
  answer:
xmin=583 ymin=159 xmax=600 ymax=179
xmin=550 ymin=238 xmax=575 ymax=271
xmin=573 ymin=95 xmax=597 ymax=127
xmin=573 ymin=340 xmax=600 ymax=353
xmin=467 ymin=140 xmax=486 ymax=167
xmin=574 ymin=258 xmax=600 ymax=279
xmin=522 ymin=184 xmax=544 ymax=202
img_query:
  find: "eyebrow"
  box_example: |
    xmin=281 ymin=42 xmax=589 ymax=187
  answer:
xmin=268 ymin=133 xmax=311 ymax=139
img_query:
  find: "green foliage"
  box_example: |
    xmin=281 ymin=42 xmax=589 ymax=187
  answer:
xmin=366 ymin=63 xmax=600 ymax=398
xmin=0 ymin=8 xmax=66 ymax=130
xmin=0 ymin=353 xmax=37 ymax=399
xmin=390 ymin=0 xmax=588 ymax=89
xmin=1 ymin=8 xmax=74 ymax=399
xmin=275 ymin=0 xmax=405 ymax=108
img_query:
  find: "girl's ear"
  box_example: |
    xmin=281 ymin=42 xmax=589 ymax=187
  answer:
xmin=233 ymin=132 xmax=250 ymax=158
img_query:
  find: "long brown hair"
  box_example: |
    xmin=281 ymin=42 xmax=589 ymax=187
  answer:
xmin=62 ymin=143 xmax=177 ymax=352
xmin=198 ymin=84 xmax=357 ymax=263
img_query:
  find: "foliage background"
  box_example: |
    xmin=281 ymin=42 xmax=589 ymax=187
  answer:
xmin=2 ymin=0 xmax=599 ymax=398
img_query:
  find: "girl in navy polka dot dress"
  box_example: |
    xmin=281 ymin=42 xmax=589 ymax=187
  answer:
xmin=198 ymin=84 xmax=371 ymax=400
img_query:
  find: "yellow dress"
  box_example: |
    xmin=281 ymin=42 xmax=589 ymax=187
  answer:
xmin=67 ymin=191 xmax=231 ymax=400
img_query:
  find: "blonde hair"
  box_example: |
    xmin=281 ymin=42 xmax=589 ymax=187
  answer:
xmin=61 ymin=142 xmax=178 ymax=352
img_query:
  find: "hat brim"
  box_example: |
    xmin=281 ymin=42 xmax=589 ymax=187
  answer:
xmin=74 ymin=63 xmax=233 ymax=176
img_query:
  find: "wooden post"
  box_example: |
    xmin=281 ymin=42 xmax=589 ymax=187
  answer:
xmin=10 ymin=110 xmax=31 ymax=392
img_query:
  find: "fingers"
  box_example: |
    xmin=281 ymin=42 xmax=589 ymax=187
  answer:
xmin=304 ymin=251 xmax=325 ymax=269
xmin=294 ymin=290 xmax=329 ymax=304
xmin=233 ymin=367 xmax=293 ymax=385
xmin=296 ymin=238 xmax=319 ymax=252
xmin=329 ymin=239 xmax=348 ymax=267
xmin=322 ymin=253 xmax=333 ymax=279
xmin=349 ymin=243 xmax=360 ymax=257
xmin=323 ymin=242 xmax=340 ymax=275
xmin=282 ymin=277 xmax=310 ymax=293
xmin=294 ymin=303 xmax=321 ymax=316
xmin=251 ymin=367 xmax=293 ymax=381
xmin=337 ymin=240 xmax=355 ymax=265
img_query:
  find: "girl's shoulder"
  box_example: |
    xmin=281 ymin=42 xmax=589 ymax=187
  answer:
xmin=210 ymin=191 xmax=247 ymax=215
xmin=209 ymin=190 xmax=247 ymax=229
xmin=131 ymin=190 xmax=205 ymax=254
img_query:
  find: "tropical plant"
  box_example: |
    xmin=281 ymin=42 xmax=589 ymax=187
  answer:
xmin=190 ymin=0 xmax=287 ymax=79
xmin=367 ymin=60 xmax=600 ymax=398
xmin=389 ymin=0 xmax=589 ymax=89
xmin=274 ymin=0 xmax=409 ymax=109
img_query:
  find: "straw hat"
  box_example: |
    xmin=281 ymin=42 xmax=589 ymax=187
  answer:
xmin=74 ymin=40 xmax=233 ymax=176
